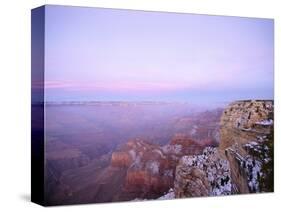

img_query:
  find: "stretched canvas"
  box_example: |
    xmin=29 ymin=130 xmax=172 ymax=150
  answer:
xmin=31 ymin=5 xmax=274 ymax=206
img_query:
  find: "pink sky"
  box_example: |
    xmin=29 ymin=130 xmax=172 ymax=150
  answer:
xmin=38 ymin=5 xmax=274 ymax=103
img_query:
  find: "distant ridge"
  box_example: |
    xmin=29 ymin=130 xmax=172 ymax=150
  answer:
xmin=43 ymin=101 xmax=191 ymax=106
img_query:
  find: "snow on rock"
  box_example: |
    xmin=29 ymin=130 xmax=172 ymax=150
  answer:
xmin=146 ymin=161 xmax=160 ymax=175
xmin=174 ymin=147 xmax=231 ymax=198
xmin=245 ymin=157 xmax=262 ymax=192
xmin=152 ymin=149 xmax=166 ymax=159
xmin=190 ymin=125 xmax=198 ymax=136
xmin=255 ymin=119 xmax=273 ymax=126
xmin=163 ymin=169 xmax=173 ymax=177
xmin=158 ymin=188 xmax=175 ymax=200
xmin=220 ymin=100 xmax=274 ymax=194
xmin=161 ymin=144 xmax=182 ymax=155
xmin=225 ymin=132 xmax=273 ymax=193
xmin=244 ymin=138 xmax=271 ymax=192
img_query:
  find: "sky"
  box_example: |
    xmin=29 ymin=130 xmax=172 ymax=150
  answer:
xmin=42 ymin=5 xmax=274 ymax=104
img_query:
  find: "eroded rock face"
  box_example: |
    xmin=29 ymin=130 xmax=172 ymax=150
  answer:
xmin=110 ymin=139 xmax=172 ymax=198
xmin=169 ymin=133 xmax=208 ymax=155
xmin=171 ymin=100 xmax=274 ymax=199
xmin=111 ymin=139 xmax=177 ymax=197
xmin=174 ymin=147 xmax=231 ymax=198
xmin=110 ymin=136 xmax=209 ymax=198
xmin=125 ymin=170 xmax=172 ymax=196
xmin=220 ymin=100 xmax=274 ymax=193
xmin=175 ymin=165 xmax=210 ymax=197
xmin=220 ymin=100 xmax=273 ymax=150
xmin=111 ymin=151 xmax=132 ymax=167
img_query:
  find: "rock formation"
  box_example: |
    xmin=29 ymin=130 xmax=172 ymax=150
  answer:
xmin=174 ymin=147 xmax=231 ymax=198
xmin=111 ymin=139 xmax=174 ymax=198
xmin=117 ymin=100 xmax=274 ymax=200
xmin=220 ymin=100 xmax=273 ymax=150
xmin=46 ymin=100 xmax=274 ymax=204
xmin=169 ymin=100 xmax=273 ymax=199
xmin=219 ymin=100 xmax=274 ymax=193
xmin=110 ymin=135 xmax=209 ymax=199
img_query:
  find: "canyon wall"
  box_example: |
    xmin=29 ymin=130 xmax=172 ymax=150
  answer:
xmin=47 ymin=100 xmax=274 ymax=204
xmin=174 ymin=147 xmax=231 ymax=198
xmin=219 ymin=100 xmax=274 ymax=193
xmin=110 ymin=135 xmax=209 ymax=199
xmin=171 ymin=100 xmax=274 ymax=199
xmin=220 ymin=100 xmax=273 ymax=150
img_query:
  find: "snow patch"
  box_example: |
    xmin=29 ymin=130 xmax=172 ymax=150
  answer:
xmin=161 ymin=144 xmax=182 ymax=155
xmin=152 ymin=149 xmax=166 ymax=159
xmin=146 ymin=161 xmax=160 ymax=175
xmin=190 ymin=125 xmax=198 ymax=136
xmin=180 ymin=147 xmax=231 ymax=196
xmin=158 ymin=189 xmax=175 ymax=200
xmin=255 ymin=119 xmax=273 ymax=126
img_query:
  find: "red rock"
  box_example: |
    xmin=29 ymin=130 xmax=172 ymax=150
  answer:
xmin=170 ymin=134 xmax=205 ymax=155
xmin=125 ymin=170 xmax=173 ymax=194
xmin=111 ymin=151 xmax=132 ymax=168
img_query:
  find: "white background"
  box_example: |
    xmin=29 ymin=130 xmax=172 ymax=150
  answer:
xmin=0 ymin=0 xmax=280 ymax=211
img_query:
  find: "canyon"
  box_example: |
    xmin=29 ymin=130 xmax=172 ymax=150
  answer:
xmin=164 ymin=100 xmax=273 ymax=199
xmin=44 ymin=100 xmax=273 ymax=205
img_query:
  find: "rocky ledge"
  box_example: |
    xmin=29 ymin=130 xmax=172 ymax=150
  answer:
xmin=159 ymin=100 xmax=274 ymax=199
xmin=220 ymin=100 xmax=274 ymax=193
xmin=174 ymin=147 xmax=231 ymax=198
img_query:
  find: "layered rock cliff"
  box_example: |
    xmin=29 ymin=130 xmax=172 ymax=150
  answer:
xmin=219 ymin=100 xmax=274 ymax=193
xmin=110 ymin=135 xmax=209 ymax=199
xmin=173 ymin=147 xmax=231 ymax=198
xmin=169 ymin=100 xmax=273 ymax=199
xmin=220 ymin=100 xmax=273 ymax=150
